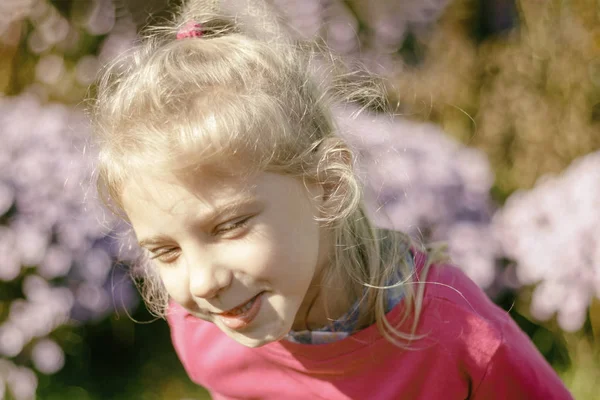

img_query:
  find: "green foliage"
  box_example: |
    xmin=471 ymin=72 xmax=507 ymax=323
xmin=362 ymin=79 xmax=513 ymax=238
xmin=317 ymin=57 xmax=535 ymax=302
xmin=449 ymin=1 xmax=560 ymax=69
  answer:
xmin=35 ymin=307 xmax=209 ymax=400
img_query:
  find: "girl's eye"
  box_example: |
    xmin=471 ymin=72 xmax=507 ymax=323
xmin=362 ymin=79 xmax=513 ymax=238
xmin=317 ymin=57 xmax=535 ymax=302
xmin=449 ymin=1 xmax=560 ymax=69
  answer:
xmin=214 ymin=216 xmax=252 ymax=236
xmin=149 ymin=247 xmax=180 ymax=264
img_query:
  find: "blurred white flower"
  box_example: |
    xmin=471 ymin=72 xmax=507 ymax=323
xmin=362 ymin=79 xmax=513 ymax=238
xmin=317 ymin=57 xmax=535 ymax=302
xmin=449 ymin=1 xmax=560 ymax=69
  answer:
xmin=0 ymin=182 xmax=14 ymax=216
xmin=21 ymin=274 xmax=51 ymax=303
xmin=80 ymin=247 xmax=113 ymax=285
xmin=39 ymin=245 xmax=73 ymax=279
xmin=446 ymin=222 xmax=499 ymax=288
xmin=0 ymin=0 xmax=36 ymax=37
xmin=35 ymin=54 xmax=66 ymax=85
xmin=323 ymin=0 xmax=358 ymax=54
xmin=272 ymin=0 xmax=323 ymax=40
xmin=27 ymin=29 xmax=51 ymax=54
xmin=493 ymin=152 xmax=600 ymax=331
xmin=76 ymin=283 xmax=110 ymax=315
xmin=98 ymin=17 xmax=137 ymax=63
xmin=0 ymin=227 xmax=21 ymax=281
xmin=85 ymin=0 xmax=116 ymax=36
xmin=12 ymin=219 xmax=49 ymax=266
xmin=38 ymin=13 xmax=70 ymax=45
xmin=0 ymin=323 xmax=25 ymax=358
xmin=75 ymin=55 xmax=100 ymax=86
xmin=7 ymin=366 xmax=37 ymax=400
xmin=31 ymin=339 xmax=65 ymax=375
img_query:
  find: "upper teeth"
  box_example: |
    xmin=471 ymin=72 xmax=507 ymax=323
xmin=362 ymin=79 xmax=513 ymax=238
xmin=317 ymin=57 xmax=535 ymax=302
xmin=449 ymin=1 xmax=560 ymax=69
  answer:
xmin=228 ymin=297 xmax=255 ymax=315
xmin=240 ymin=300 xmax=253 ymax=312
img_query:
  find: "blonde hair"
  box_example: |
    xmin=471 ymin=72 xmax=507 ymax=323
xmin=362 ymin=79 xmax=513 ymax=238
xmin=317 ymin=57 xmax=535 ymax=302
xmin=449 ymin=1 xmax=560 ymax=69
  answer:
xmin=91 ymin=0 xmax=447 ymax=345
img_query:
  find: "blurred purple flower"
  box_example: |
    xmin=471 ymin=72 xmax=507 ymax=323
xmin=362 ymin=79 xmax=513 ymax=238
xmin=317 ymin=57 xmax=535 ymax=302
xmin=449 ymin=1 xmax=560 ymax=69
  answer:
xmin=0 ymin=92 xmax=138 ymax=384
xmin=270 ymin=0 xmax=451 ymax=73
xmin=335 ymin=106 xmax=500 ymax=289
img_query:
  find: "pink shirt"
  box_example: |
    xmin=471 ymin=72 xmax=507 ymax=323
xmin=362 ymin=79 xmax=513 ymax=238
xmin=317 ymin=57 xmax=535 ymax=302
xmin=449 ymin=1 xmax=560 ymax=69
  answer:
xmin=167 ymin=251 xmax=573 ymax=399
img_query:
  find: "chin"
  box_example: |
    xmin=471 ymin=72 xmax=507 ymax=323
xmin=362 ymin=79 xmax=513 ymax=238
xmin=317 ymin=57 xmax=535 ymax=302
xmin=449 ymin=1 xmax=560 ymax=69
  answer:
xmin=236 ymin=337 xmax=272 ymax=348
xmin=226 ymin=330 xmax=284 ymax=348
xmin=221 ymin=319 xmax=291 ymax=348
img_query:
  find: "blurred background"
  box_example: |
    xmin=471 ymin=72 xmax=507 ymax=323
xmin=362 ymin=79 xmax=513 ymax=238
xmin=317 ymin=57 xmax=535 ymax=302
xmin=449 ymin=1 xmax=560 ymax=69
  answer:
xmin=0 ymin=0 xmax=599 ymax=399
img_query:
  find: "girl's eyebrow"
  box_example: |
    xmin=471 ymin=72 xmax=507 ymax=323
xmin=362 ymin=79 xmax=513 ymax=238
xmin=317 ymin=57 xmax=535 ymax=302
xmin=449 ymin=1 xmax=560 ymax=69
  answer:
xmin=138 ymin=235 xmax=173 ymax=248
xmin=137 ymin=196 xmax=260 ymax=248
xmin=197 ymin=196 xmax=259 ymax=224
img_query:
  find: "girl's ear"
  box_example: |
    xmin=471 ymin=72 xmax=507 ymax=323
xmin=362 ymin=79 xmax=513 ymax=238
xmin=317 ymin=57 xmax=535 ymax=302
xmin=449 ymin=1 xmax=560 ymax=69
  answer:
xmin=313 ymin=137 xmax=357 ymax=222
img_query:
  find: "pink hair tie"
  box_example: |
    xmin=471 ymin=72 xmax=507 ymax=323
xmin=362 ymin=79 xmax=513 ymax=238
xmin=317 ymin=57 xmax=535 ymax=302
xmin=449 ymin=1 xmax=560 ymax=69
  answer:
xmin=177 ymin=21 xmax=203 ymax=39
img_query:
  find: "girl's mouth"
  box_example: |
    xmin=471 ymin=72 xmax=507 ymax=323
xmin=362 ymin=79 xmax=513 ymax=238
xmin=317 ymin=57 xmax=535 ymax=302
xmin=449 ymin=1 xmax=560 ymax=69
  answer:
xmin=216 ymin=292 xmax=264 ymax=330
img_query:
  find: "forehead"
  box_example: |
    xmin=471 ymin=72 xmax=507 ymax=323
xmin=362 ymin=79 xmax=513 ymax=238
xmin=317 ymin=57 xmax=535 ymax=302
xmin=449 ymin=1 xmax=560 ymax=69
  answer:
xmin=121 ymin=170 xmax=257 ymax=219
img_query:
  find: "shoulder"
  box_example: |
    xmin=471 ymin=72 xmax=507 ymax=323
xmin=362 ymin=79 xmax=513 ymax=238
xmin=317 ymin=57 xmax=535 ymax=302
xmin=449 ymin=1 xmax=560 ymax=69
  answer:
xmin=414 ymin=260 xmax=573 ymax=399
xmin=413 ymin=261 xmax=508 ymax=377
xmin=422 ymin=262 xmax=510 ymax=325
xmin=410 ymin=248 xmax=512 ymax=339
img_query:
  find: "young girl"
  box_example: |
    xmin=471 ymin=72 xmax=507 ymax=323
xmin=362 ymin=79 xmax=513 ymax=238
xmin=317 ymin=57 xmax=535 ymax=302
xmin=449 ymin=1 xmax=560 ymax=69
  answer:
xmin=90 ymin=1 xmax=573 ymax=398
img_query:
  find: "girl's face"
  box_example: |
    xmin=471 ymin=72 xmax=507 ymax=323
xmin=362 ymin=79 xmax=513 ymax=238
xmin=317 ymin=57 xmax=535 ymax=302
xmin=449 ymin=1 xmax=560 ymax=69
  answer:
xmin=121 ymin=170 xmax=332 ymax=347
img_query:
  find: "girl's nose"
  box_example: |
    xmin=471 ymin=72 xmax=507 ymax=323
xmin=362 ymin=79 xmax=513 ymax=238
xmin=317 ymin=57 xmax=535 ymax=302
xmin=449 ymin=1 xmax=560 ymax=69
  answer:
xmin=187 ymin=261 xmax=232 ymax=299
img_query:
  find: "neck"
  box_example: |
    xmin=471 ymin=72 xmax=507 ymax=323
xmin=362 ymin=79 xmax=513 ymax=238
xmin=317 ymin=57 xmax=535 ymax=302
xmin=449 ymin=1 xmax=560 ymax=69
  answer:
xmin=292 ymin=226 xmax=358 ymax=331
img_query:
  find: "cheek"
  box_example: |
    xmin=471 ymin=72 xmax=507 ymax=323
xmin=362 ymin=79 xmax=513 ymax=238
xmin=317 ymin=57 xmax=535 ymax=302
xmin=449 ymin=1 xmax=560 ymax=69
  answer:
xmin=221 ymin=221 xmax=321 ymax=285
xmin=218 ymin=235 xmax=280 ymax=278
xmin=157 ymin=266 xmax=189 ymax=304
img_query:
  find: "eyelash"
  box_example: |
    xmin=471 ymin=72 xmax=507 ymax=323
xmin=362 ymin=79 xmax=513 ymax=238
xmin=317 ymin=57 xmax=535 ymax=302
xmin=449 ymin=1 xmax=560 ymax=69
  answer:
xmin=149 ymin=247 xmax=180 ymax=263
xmin=212 ymin=216 xmax=252 ymax=236
xmin=147 ymin=216 xmax=252 ymax=263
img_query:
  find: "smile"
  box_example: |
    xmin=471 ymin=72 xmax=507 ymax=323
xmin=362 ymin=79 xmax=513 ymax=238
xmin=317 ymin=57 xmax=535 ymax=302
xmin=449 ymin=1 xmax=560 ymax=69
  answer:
xmin=215 ymin=292 xmax=264 ymax=330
